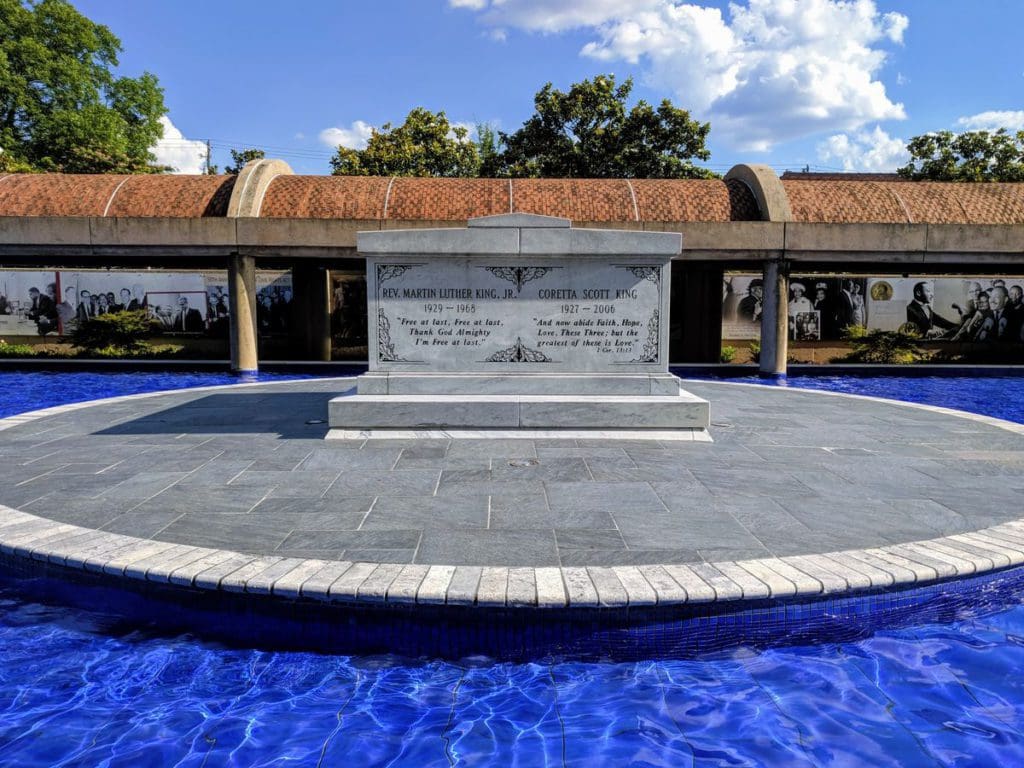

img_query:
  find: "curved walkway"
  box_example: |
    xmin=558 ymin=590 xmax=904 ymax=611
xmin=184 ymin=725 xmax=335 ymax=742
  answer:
xmin=2 ymin=378 xmax=1024 ymax=609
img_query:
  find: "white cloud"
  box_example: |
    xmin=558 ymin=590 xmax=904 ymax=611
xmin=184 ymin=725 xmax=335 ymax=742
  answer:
xmin=319 ymin=120 xmax=375 ymax=150
xmin=817 ymin=126 xmax=908 ymax=172
xmin=151 ymin=116 xmax=207 ymax=174
xmin=453 ymin=0 xmax=908 ymax=151
xmin=957 ymin=111 xmax=1024 ymax=132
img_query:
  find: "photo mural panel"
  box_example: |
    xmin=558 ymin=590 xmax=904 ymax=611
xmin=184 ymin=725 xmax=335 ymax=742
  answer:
xmin=0 ymin=271 xmax=60 ymax=336
xmin=723 ymin=274 xmax=867 ymax=341
xmin=59 ymin=271 xmax=206 ymax=334
xmin=331 ymin=271 xmax=368 ymax=360
xmin=0 ymin=269 xmax=294 ymax=338
xmin=724 ymin=273 xmax=1024 ymax=343
xmin=866 ymin=277 xmax=1024 ymax=341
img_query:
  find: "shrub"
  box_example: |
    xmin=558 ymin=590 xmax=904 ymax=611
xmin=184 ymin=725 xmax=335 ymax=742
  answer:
xmin=0 ymin=340 xmax=40 ymax=358
xmin=837 ymin=327 xmax=925 ymax=364
xmin=719 ymin=345 xmax=737 ymax=363
xmin=78 ymin=343 xmax=186 ymax=359
xmin=748 ymin=340 xmax=760 ymax=364
xmin=71 ymin=310 xmax=159 ymax=353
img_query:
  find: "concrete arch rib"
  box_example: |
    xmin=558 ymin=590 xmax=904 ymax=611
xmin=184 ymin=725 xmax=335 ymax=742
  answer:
xmin=725 ymin=164 xmax=792 ymax=222
xmin=227 ymin=159 xmax=294 ymax=217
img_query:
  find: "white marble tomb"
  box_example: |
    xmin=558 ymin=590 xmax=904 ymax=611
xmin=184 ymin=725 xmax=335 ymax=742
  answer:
xmin=327 ymin=213 xmax=710 ymax=439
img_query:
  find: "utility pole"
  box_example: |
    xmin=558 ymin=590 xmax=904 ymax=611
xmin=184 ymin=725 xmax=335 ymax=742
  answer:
xmin=206 ymin=140 xmax=212 ymax=174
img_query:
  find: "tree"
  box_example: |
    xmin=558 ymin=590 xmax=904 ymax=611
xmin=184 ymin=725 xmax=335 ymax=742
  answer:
xmin=476 ymin=122 xmax=504 ymax=178
xmin=0 ymin=0 xmax=168 ymax=173
xmin=898 ymin=129 xmax=1024 ymax=182
xmin=224 ymin=147 xmax=266 ymax=174
xmin=329 ymin=108 xmax=480 ymax=177
xmin=497 ymin=75 xmax=715 ymax=178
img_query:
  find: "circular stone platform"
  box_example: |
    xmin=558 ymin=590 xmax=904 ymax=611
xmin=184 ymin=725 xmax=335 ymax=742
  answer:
xmin=2 ymin=377 xmax=1024 ymax=609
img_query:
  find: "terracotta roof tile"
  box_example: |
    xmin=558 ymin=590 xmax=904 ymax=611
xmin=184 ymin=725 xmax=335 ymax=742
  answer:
xmin=784 ymin=180 xmax=909 ymax=223
xmin=511 ymin=179 xmax=635 ymax=222
xmin=631 ymin=179 xmax=760 ymax=221
xmin=785 ymin=180 xmax=1024 ymax=224
xmin=105 ymin=175 xmax=235 ymax=217
xmin=943 ymin=183 xmax=1024 ymax=225
xmin=386 ymin=178 xmax=510 ymax=220
xmin=0 ymin=174 xmax=129 ymax=216
xmin=260 ymin=176 xmax=390 ymax=219
xmin=879 ymin=183 xmax=968 ymax=224
xmin=1 ymin=173 xmax=1022 ymax=225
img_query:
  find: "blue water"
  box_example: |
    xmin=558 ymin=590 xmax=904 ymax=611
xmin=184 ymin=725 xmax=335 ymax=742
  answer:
xmin=2 ymin=371 xmax=1024 ymax=766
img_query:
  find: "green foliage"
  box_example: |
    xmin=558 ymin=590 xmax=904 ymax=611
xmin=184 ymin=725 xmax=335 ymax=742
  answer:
xmin=497 ymin=75 xmax=715 ymax=178
xmin=71 ymin=310 xmax=158 ymax=352
xmin=898 ymin=129 xmax=1024 ymax=182
xmin=81 ymin=342 xmax=184 ymax=359
xmin=224 ymin=147 xmax=265 ymax=174
xmin=330 ymin=108 xmax=480 ymax=177
xmin=748 ymin=340 xmax=761 ymax=364
xmin=719 ymin=345 xmax=737 ymax=364
xmin=837 ymin=327 xmax=924 ymax=364
xmin=0 ymin=340 xmax=43 ymax=357
xmin=0 ymin=0 xmax=168 ymax=173
xmin=327 ymin=76 xmax=716 ymax=179
xmin=476 ymin=122 xmax=504 ymax=178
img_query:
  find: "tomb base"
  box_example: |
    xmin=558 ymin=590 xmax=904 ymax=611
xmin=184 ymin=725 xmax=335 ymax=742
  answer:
xmin=326 ymin=373 xmax=710 ymax=439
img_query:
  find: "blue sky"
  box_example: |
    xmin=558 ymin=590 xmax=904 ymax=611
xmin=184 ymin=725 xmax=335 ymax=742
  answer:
xmin=75 ymin=0 xmax=1024 ymax=175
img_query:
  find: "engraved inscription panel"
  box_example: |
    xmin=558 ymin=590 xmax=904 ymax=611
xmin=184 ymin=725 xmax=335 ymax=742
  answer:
xmin=370 ymin=258 xmax=666 ymax=372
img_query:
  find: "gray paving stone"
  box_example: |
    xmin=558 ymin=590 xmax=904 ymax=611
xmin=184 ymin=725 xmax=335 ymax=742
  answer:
xmin=339 ymin=548 xmax=415 ymax=564
xmin=545 ymin=482 xmax=667 ymax=513
xmin=555 ymin=529 xmax=627 ymax=550
xmin=325 ymin=470 xmax=440 ymax=497
xmin=361 ymin=495 xmax=488 ymax=530
xmin=491 ymin=457 xmax=591 ymax=483
xmin=246 ymin=497 xmax=372 ymax=530
xmin=415 ymin=529 xmax=559 ymax=567
xmin=6 ymin=376 xmax=1024 ymax=604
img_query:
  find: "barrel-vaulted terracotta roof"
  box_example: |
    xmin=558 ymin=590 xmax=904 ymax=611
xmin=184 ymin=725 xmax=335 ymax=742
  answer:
xmin=0 ymin=172 xmax=1023 ymax=224
xmin=0 ymin=173 xmax=235 ymax=218
xmin=258 ymin=176 xmax=761 ymax=222
xmin=783 ymin=180 xmax=1024 ymax=224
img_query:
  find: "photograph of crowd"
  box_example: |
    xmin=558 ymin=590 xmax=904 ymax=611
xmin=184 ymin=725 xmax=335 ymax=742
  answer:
xmin=723 ymin=274 xmax=867 ymax=340
xmin=868 ymin=277 xmax=1024 ymax=343
xmin=725 ymin=273 xmax=1024 ymax=344
xmin=0 ymin=272 xmax=61 ymax=335
xmin=0 ymin=269 xmax=295 ymax=337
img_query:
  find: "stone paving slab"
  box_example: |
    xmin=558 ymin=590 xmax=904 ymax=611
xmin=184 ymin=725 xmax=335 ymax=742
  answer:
xmin=3 ymin=376 xmax=1024 ymax=609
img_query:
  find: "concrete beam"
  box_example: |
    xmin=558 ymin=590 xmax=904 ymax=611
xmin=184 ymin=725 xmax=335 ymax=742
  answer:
xmin=926 ymin=224 xmax=1024 ymax=254
xmin=236 ymin=217 xmax=376 ymax=252
xmin=785 ymin=223 xmax=927 ymax=254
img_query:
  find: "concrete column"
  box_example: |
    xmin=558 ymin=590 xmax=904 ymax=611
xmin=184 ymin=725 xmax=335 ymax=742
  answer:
xmin=229 ymin=253 xmax=258 ymax=374
xmin=759 ymin=259 xmax=788 ymax=378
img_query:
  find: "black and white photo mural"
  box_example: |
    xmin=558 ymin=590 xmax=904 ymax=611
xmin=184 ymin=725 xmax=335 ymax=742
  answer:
xmin=723 ymin=274 xmax=867 ymax=341
xmin=866 ymin=277 xmax=1024 ymax=342
xmin=724 ymin=273 xmax=1024 ymax=344
xmin=0 ymin=269 xmax=293 ymax=337
xmin=0 ymin=271 xmax=60 ymax=336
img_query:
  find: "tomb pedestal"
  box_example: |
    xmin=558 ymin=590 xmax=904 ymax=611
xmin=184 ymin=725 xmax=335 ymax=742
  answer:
xmin=327 ymin=214 xmax=710 ymax=440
